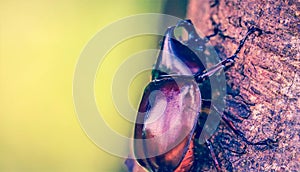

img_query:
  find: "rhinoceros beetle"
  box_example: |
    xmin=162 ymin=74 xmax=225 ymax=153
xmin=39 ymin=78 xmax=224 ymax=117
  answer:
xmin=128 ymin=20 xmax=277 ymax=172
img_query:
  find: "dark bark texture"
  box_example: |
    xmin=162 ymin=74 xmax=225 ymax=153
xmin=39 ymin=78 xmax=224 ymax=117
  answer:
xmin=187 ymin=0 xmax=299 ymax=171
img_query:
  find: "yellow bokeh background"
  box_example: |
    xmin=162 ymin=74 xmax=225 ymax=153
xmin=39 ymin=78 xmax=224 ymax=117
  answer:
xmin=0 ymin=1 xmax=165 ymax=171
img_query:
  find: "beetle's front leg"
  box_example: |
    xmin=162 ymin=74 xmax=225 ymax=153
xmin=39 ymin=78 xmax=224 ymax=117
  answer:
xmin=194 ymin=26 xmax=272 ymax=83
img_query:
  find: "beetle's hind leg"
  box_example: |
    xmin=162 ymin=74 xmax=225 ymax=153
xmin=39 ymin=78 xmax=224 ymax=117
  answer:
xmin=213 ymin=105 xmax=278 ymax=151
xmin=206 ymin=139 xmax=222 ymax=172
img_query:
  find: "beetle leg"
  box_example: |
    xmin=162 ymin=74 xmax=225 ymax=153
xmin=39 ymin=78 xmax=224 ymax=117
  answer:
xmin=231 ymin=27 xmax=272 ymax=56
xmin=212 ymin=105 xmax=278 ymax=150
xmin=206 ymin=139 xmax=222 ymax=172
xmin=195 ymin=59 xmax=232 ymax=82
xmin=195 ymin=27 xmax=272 ymax=83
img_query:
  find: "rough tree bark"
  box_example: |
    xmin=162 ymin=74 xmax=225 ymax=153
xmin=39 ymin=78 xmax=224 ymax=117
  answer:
xmin=187 ymin=0 xmax=299 ymax=171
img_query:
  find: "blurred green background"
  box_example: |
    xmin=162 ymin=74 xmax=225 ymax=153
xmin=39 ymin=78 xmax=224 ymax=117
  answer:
xmin=0 ymin=0 xmax=186 ymax=171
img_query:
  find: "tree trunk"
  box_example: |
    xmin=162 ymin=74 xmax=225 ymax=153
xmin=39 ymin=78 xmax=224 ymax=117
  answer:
xmin=187 ymin=0 xmax=299 ymax=171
